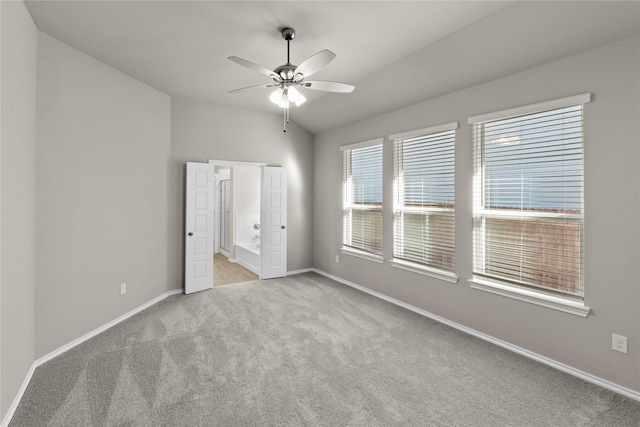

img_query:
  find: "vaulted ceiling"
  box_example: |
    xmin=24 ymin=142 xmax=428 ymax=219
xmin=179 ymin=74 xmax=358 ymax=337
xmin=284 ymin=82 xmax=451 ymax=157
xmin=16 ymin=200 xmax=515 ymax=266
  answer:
xmin=25 ymin=1 xmax=640 ymax=134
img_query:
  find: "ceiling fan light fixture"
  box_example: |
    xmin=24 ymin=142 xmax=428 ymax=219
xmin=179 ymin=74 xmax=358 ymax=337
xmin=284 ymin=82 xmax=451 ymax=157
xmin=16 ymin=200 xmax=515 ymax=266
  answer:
xmin=269 ymin=88 xmax=284 ymax=104
xmin=278 ymin=92 xmax=290 ymax=109
xmin=295 ymin=94 xmax=306 ymax=107
xmin=287 ymin=86 xmax=301 ymax=102
xmin=228 ymin=26 xmax=354 ymax=132
xmin=289 ymin=87 xmax=306 ymax=106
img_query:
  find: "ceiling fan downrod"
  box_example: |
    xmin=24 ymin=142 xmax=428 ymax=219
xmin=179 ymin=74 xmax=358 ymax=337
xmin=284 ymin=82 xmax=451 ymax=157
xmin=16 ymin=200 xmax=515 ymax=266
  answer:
xmin=282 ymin=27 xmax=295 ymax=65
xmin=281 ymin=28 xmax=295 ymax=132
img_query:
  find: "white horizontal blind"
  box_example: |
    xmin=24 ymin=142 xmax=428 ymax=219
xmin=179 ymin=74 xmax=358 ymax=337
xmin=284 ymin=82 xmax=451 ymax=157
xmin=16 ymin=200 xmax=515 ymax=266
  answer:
xmin=343 ymin=141 xmax=383 ymax=256
xmin=393 ymin=128 xmax=455 ymax=272
xmin=472 ymin=103 xmax=585 ymax=296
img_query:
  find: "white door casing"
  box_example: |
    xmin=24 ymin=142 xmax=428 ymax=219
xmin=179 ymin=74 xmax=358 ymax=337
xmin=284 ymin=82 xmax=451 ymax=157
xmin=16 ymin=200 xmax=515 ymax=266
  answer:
xmin=260 ymin=167 xmax=287 ymax=279
xmin=185 ymin=162 xmax=214 ymax=294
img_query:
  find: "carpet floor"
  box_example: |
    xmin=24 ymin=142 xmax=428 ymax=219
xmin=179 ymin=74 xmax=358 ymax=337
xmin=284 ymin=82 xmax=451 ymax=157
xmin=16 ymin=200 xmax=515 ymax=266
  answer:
xmin=9 ymin=272 xmax=640 ymax=426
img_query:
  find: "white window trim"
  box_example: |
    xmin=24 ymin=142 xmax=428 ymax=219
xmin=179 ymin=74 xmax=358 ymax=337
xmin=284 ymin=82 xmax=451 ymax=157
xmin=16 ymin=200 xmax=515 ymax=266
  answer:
xmin=391 ymin=123 xmax=458 ymax=277
xmin=341 ymin=246 xmax=384 ymax=264
xmin=473 ymin=209 xmax=582 ymax=220
xmin=469 ymin=93 xmax=591 ymax=307
xmin=342 ymin=139 xmax=384 ymax=258
xmin=391 ymin=259 xmax=459 ymax=283
xmin=468 ymin=93 xmax=592 ymax=124
xmin=390 ymin=121 xmax=459 ymax=141
xmin=468 ymin=276 xmax=591 ymax=317
xmin=340 ymin=137 xmax=384 ymax=151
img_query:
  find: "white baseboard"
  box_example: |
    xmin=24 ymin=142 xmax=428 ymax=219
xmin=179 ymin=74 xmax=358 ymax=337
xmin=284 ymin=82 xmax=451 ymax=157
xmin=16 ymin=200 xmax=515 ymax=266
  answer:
xmin=232 ymin=257 xmax=260 ymax=276
xmin=1 ymin=288 xmax=183 ymax=427
xmin=287 ymin=268 xmax=313 ymax=276
xmin=1 ymin=361 xmax=37 ymax=427
xmin=311 ymin=268 xmax=640 ymax=403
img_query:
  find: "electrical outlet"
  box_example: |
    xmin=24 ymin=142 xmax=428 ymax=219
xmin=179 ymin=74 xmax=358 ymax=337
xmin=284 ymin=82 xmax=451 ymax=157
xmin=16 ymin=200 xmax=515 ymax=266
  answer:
xmin=335 ymin=255 xmax=340 ymax=264
xmin=120 ymin=282 xmax=127 ymax=295
xmin=612 ymin=334 xmax=627 ymax=354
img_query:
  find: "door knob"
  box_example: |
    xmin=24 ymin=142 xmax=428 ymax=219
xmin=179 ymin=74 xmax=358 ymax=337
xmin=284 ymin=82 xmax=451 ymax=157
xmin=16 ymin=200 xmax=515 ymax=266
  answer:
xmin=188 ymin=232 xmax=193 ymax=236
xmin=281 ymin=225 xmax=286 ymax=229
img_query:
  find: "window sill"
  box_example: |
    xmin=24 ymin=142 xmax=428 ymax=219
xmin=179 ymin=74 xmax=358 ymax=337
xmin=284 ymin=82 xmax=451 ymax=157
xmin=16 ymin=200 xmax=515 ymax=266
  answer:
xmin=341 ymin=247 xmax=384 ymax=264
xmin=391 ymin=259 xmax=458 ymax=283
xmin=468 ymin=276 xmax=591 ymax=317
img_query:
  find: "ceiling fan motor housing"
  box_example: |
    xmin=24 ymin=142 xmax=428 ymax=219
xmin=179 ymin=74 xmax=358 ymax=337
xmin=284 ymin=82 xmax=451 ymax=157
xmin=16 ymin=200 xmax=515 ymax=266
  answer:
xmin=273 ymin=64 xmax=298 ymax=82
xmin=281 ymin=27 xmax=295 ymax=41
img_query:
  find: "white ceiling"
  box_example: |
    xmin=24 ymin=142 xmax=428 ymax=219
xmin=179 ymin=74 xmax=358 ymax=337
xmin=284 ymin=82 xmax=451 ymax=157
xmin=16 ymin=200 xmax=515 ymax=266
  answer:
xmin=24 ymin=1 xmax=640 ymax=135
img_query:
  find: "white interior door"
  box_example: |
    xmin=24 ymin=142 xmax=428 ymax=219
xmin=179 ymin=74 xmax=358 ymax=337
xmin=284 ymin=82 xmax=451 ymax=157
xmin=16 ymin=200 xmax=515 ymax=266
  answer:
xmin=185 ymin=162 xmax=214 ymax=294
xmin=260 ymin=167 xmax=287 ymax=279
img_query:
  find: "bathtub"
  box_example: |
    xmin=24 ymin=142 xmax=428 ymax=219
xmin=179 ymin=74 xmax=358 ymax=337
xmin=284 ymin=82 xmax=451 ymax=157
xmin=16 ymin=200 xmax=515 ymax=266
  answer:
xmin=235 ymin=240 xmax=260 ymax=275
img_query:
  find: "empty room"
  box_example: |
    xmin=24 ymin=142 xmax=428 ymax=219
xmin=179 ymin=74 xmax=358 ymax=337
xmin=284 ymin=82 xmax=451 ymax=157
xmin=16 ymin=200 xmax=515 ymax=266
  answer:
xmin=2 ymin=1 xmax=639 ymax=425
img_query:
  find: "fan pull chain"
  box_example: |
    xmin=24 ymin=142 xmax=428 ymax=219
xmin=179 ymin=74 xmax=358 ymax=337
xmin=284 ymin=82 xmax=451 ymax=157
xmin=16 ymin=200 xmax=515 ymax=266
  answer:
xmin=283 ymin=108 xmax=287 ymax=132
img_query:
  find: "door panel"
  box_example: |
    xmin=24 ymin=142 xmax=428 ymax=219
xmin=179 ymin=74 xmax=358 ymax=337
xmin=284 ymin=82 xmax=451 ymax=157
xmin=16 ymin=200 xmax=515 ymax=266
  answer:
xmin=185 ymin=162 xmax=214 ymax=294
xmin=260 ymin=167 xmax=287 ymax=279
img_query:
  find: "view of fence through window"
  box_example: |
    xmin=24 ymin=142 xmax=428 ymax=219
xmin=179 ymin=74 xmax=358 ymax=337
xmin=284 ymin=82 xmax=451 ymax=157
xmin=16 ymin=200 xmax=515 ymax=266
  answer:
xmin=393 ymin=128 xmax=456 ymax=272
xmin=473 ymin=104 xmax=585 ymax=296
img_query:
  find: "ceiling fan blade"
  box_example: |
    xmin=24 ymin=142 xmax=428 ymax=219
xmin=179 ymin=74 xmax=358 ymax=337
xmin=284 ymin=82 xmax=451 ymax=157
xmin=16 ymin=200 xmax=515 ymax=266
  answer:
xmin=295 ymin=49 xmax=336 ymax=78
xmin=228 ymin=56 xmax=280 ymax=81
xmin=228 ymin=83 xmax=278 ymax=94
xmin=302 ymin=80 xmax=355 ymax=93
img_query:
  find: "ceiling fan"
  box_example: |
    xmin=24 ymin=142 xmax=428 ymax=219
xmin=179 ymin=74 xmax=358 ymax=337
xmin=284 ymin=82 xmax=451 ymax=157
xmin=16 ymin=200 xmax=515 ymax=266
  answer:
xmin=228 ymin=27 xmax=355 ymax=132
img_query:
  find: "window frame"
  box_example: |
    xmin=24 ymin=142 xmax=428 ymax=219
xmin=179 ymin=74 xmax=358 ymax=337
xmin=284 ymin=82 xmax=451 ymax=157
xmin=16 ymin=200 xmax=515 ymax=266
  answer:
xmin=390 ymin=122 xmax=459 ymax=282
xmin=341 ymin=138 xmax=384 ymax=263
xmin=468 ymin=93 xmax=592 ymax=317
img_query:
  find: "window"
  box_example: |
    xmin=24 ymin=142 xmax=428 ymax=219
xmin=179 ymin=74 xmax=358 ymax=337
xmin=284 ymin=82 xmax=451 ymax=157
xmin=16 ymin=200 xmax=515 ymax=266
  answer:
xmin=341 ymin=139 xmax=383 ymax=261
xmin=391 ymin=123 xmax=457 ymax=279
xmin=470 ymin=94 xmax=591 ymax=301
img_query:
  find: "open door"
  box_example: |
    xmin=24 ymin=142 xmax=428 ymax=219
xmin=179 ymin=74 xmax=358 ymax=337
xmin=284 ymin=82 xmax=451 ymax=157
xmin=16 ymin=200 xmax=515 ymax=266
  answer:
xmin=260 ymin=167 xmax=287 ymax=279
xmin=185 ymin=162 xmax=214 ymax=294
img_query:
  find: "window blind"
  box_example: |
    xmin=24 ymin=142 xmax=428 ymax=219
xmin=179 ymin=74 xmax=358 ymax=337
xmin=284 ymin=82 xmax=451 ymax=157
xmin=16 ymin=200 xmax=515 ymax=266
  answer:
xmin=471 ymin=101 xmax=586 ymax=297
xmin=342 ymin=141 xmax=383 ymax=256
xmin=393 ymin=127 xmax=456 ymax=272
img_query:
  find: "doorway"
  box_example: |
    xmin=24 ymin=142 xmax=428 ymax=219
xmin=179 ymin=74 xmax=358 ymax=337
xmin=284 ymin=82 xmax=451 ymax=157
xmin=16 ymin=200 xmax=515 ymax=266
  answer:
xmin=184 ymin=160 xmax=288 ymax=295
xmin=213 ymin=163 xmax=261 ymax=286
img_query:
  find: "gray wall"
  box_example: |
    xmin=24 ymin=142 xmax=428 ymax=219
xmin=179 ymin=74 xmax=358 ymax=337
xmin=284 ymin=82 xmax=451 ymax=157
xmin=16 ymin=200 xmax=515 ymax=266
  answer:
xmin=0 ymin=0 xmax=38 ymax=419
xmin=35 ymin=33 xmax=172 ymax=357
xmin=169 ymin=97 xmax=314 ymax=287
xmin=313 ymin=37 xmax=640 ymax=392
xmin=2 ymin=26 xmax=314 ymax=417
xmin=232 ymin=166 xmax=261 ymax=217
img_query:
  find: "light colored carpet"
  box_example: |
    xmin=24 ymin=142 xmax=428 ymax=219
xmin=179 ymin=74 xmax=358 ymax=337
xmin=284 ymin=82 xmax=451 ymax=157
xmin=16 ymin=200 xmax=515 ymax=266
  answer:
xmin=9 ymin=272 xmax=640 ymax=426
